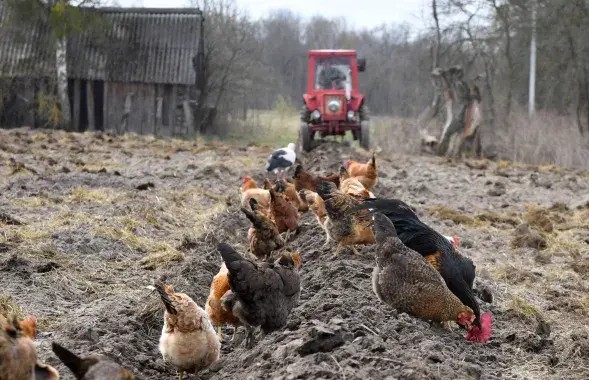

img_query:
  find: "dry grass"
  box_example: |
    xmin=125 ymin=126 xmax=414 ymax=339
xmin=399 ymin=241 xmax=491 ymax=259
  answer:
xmin=492 ymin=108 xmax=589 ymax=169
xmin=0 ymin=295 xmax=26 ymax=320
xmin=475 ymin=210 xmax=521 ymax=226
xmin=508 ymin=296 xmax=542 ymax=318
xmin=217 ymin=100 xmax=405 ymax=150
xmin=426 ymin=205 xmax=479 ymax=226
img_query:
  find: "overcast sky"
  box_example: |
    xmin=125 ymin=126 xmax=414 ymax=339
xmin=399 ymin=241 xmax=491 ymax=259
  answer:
xmin=115 ymin=0 xmax=430 ymax=30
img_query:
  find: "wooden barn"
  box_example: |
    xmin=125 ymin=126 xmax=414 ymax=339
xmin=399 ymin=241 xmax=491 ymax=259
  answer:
xmin=0 ymin=5 xmax=206 ymax=137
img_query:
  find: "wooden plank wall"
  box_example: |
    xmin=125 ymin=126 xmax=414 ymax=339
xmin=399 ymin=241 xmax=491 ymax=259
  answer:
xmin=101 ymin=82 xmax=197 ymax=137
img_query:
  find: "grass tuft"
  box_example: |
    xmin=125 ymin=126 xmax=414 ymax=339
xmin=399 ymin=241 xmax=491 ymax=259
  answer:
xmin=0 ymin=295 xmax=26 ymax=321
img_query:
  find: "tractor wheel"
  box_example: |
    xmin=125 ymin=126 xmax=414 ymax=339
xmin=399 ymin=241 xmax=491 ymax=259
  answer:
xmin=359 ymin=103 xmax=370 ymax=121
xmin=360 ymin=120 xmax=371 ymax=150
xmin=298 ymin=122 xmax=312 ymax=153
xmin=300 ymin=104 xmax=310 ymax=122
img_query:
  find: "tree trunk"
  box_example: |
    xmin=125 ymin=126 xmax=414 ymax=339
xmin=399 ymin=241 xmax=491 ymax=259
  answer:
xmin=55 ymin=35 xmax=71 ymax=129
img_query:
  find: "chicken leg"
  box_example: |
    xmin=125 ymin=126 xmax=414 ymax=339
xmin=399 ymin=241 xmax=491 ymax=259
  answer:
xmin=216 ymin=325 xmax=223 ymax=341
xmin=334 ymin=241 xmax=344 ymax=257
xmin=245 ymin=326 xmax=256 ymax=349
xmin=179 ymin=369 xmax=184 ymax=380
xmin=350 ymin=245 xmax=360 ymax=255
xmin=231 ymin=326 xmax=238 ymax=342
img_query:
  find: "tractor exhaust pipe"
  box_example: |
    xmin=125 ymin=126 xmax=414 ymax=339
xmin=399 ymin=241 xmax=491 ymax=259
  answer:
xmin=345 ymin=68 xmax=352 ymax=102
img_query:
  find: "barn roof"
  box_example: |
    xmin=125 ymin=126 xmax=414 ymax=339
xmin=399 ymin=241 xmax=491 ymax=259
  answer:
xmin=0 ymin=4 xmax=202 ymax=85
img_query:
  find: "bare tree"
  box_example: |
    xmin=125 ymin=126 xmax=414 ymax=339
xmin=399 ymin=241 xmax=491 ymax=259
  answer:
xmin=190 ymin=0 xmax=266 ymax=131
xmin=4 ymin=0 xmax=104 ymax=129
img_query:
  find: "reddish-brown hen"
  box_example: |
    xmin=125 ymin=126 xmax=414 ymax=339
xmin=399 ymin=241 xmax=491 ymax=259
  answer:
xmin=269 ymin=188 xmax=299 ymax=241
xmin=205 ymin=263 xmax=243 ymax=342
xmin=293 ymin=165 xmax=340 ymax=192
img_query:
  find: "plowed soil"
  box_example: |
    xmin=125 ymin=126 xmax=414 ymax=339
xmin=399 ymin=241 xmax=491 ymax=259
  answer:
xmin=1 ymin=127 xmax=589 ymax=380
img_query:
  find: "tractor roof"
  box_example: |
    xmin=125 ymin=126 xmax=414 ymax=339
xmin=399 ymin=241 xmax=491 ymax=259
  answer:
xmin=308 ymin=49 xmax=357 ymax=57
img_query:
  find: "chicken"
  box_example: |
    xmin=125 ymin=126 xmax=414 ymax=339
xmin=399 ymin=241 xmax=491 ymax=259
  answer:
xmin=282 ymin=179 xmax=309 ymax=212
xmin=299 ymin=189 xmax=330 ymax=245
xmin=338 ymin=165 xmax=373 ymax=198
xmin=205 ymin=263 xmax=243 ymax=342
xmin=217 ymin=242 xmax=301 ymax=349
xmin=370 ymin=213 xmax=479 ymax=327
xmin=345 ymin=152 xmax=378 ymax=190
xmin=241 ymin=198 xmax=285 ymax=261
xmin=269 ymin=187 xmax=299 ymax=241
xmin=293 ymin=165 xmax=340 ymax=192
xmin=0 ymin=317 xmax=59 ymax=380
xmin=240 ymin=175 xmax=258 ymax=192
xmin=155 ymin=281 xmax=220 ymax=380
xmin=316 ymin=181 xmax=375 ymax=256
xmin=348 ymin=198 xmax=491 ymax=337
xmin=52 ymin=342 xmax=133 ymax=380
xmin=0 ymin=313 xmax=37 ymax=340
xmin=240 ymin=176 xmax=271 ymax=216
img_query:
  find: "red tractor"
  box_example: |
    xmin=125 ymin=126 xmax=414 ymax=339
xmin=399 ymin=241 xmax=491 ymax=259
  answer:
xmin=298 ymin=50 xmax=370 ymax=152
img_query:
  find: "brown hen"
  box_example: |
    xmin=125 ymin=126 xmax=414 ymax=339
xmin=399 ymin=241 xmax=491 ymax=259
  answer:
xmin=242 ymin=198 xmax=285 ymax=261
xmin=369 ymin=213 xmax=492 ymax=340
xmin=316 ymin=181 xmax=375 ymax=256
xmin=345 ymin=152 xmax=378 ymax=190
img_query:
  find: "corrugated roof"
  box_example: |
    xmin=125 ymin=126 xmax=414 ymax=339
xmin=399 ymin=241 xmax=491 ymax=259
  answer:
xmin=0 ymin=5 xmax=202 ymax=85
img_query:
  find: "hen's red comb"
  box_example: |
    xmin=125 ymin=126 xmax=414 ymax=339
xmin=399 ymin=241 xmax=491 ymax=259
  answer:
xmin=466 ymin=312 xmax=493 ymax=343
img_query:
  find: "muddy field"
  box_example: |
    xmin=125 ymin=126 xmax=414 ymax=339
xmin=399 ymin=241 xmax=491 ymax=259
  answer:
xmin=1 ymin=127 xmax=589 ymax=380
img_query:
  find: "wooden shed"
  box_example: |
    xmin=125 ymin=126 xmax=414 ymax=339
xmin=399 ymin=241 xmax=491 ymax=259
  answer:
xmin=0 ymin=5 xmax=205 ymax=137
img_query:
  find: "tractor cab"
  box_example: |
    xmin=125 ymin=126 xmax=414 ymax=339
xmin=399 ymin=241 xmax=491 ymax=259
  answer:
xmin=299 ymin=50 xmax=369 ymax=152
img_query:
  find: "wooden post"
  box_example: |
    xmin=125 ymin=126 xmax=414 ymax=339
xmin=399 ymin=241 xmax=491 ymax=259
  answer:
xmin=147 ymin=86 xmax=155 ymax=135
xmin=120 ymin=92 xmax=133 ymax=134
xmin=72 ymin=79 xmax=81 ymax=131
xmin=22 ymin=79 xmax=35 ymax=128
xmin=86 ymin=80 xmax=95 ymax=131
xmin=171 ymin=85 xmax=177 ymax=136
xmin=155 ymin=96 xmax=163 ymax=136
xmin=103 ymin=81 xmax=108 ymax=131
xmin=183 ymin=100 xmax=194 ymax=139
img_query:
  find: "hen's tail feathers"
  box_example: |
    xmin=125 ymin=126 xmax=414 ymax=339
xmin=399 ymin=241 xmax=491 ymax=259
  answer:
xmin=297 ymin=189 xmax=307 ymax=202
xmin=370 ymin=152 xmax=376 ymax=167
xmin=372 ymin=212 xmax=398 ymax=241
xmin=269 ymin=188 xmax=278 ymax=201
xmin=276 ymin=252 xmax=296 ymax=268
xmin=249 ymin=198 xmax=258 ymax=211
xmin=34 ymin=362 xmax=59 ymax=380
xmin=218 ymin=242 xmax=243 ymax=268
xmin=339 ymin=165 xmax=350 ymax=180
xmin=241 ymin=206 xmax=258 ymax=225
xmin=316 ymin=181 xmax=337 ymax=201
xmin=347 ymin=198 xmax=417 ymax=220
xmin=52 ymin=342 xmax=86 ymax=379
xmin=155 ymin=281 xmax=177 ymax=315
xmin=263 ymin=178 xmax=273 ymax=190
xmin=294 ymin=165 xmax=303 ymax=179
xmin=275 ymin=179 xmax=287 ymax=193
